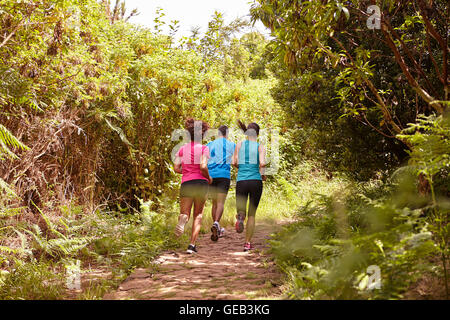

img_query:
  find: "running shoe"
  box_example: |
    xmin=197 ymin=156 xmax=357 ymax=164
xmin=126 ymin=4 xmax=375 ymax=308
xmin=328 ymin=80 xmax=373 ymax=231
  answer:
xmin=218 ymin=227 xmax=225 ymax=238
xmin=243 ymin=242 xmax=255 ymax=252
xmin=175 ymin=214 xmax=189 ymax=237
xmin=211 ymin=222 xmax=219 ymax=242
xmin=186 ymin=244 xmax=197 ymax=254
xmin=235 ymin=212 xmax=245 ymax=233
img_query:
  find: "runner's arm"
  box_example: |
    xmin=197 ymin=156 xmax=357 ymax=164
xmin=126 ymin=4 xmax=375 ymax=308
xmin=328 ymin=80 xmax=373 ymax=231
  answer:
xmin=200 ymin=154 xmax=213 ymax=184
xmin=259 ymin=144 xmax=267 ymax=181
xmin=259 ymin=144 xmax=266 ymax=168
xmin=174 ymin=155 xmax=182 ymax=174
xmin=232 ymin=142 xmax=241 ymax=169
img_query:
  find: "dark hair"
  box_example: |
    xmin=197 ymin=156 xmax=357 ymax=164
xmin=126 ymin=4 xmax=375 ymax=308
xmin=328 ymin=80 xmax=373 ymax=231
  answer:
xmin=185 ymin=118 xmax=209 ymax=141
xmin=237 ymin=120 xmax=260 ymax=136
xmin=218 ymin=125 xmax=228 ymax=137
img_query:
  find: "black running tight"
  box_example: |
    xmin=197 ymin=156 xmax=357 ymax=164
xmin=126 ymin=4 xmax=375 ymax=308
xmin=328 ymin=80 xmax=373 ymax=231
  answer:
xmin=236 ymin=180 xmax=263 ymax=217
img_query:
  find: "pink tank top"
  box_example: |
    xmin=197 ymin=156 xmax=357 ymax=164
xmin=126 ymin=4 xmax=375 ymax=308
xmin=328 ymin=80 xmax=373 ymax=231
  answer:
xmin=177 ymin=142 xmax=210 ymax=184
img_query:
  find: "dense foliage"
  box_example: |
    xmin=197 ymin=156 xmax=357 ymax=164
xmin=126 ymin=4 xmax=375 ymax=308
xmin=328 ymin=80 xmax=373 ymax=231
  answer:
xmin=0 ymin=0 xmax=282 ymax=298
xmin=0 ymin=0 xmax=448 ymax=300
xmin=0 ymin=0 xmax=281 ymax=211
xmin=251 ymin=0 xmax=448 ymax=179
xmin=250 ymin=0 xmax=449 ymax=299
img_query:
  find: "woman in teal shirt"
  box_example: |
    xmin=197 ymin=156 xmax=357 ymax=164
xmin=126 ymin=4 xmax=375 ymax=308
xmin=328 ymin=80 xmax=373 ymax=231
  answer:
xmin=232 ymin=120 xmax=266 ymax=252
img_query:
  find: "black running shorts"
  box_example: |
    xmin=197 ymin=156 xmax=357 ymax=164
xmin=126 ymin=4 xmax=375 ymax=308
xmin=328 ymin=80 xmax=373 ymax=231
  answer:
xmin=209 ymin=178 xmax=231 ymax=196
xmin=180 ymin=179 xmax=209 ymax=199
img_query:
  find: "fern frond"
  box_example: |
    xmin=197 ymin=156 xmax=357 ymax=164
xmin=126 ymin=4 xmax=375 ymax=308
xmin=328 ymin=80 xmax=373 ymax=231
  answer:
xmin=48 ymin=237 xmax=91 ymax=256
xmin=0 ymin=246 xmax=17 ymax=254
xmin=13 ymin=229 xmax=33 ymax=257
xmin=23 ymin=225 xmax=51 ymax=255
xmin=0 ymin=124 xmax=29 ymax=160
xmin=0 ymin=178 xmax=16 ymax=198
xmin=32 ymin=203 xmax=66 ymax=239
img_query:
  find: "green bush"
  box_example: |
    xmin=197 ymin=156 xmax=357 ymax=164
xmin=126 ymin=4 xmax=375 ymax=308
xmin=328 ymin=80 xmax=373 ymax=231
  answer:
xmin=0 ymin=260 xmax=65 ymax=300
xmin=271 ymin=174 xmax=440 ymax=299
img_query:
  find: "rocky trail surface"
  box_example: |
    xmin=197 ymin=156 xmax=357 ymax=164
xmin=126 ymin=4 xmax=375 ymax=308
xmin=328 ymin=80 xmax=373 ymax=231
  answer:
xmin=103 ymin=222 xmax=284 ymax=300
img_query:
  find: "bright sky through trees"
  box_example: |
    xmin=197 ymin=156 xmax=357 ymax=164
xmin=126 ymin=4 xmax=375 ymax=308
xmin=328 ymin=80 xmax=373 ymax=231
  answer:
xmin=123 ymin=0 xmax=270 ymax=38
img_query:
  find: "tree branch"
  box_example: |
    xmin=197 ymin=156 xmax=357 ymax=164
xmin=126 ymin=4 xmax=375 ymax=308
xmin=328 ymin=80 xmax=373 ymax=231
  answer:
xmin=417 ymin=0 xmax=448 ymax=101
xmin=426 ymin=31 xmax=444 ymax=84
xmin=383 ymin=18 xmax=439 ymax=98
xmin=381 ymin=24 xmax=444 ymax=114
xmin=0 ymin=18 xmax=26 ymax=49
xmin=329 ymin=36 xmax=404 ymax=135
xmin=359 ymin=112 xmax=397 ymax=139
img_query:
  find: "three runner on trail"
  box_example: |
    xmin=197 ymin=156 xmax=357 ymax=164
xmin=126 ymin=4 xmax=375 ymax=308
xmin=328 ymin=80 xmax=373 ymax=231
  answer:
xmin=173 ymin=119 xmax=266 ymax=254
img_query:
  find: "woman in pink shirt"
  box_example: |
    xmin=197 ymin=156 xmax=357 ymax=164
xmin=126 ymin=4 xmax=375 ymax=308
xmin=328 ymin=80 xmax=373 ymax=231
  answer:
xmin=174 ymin=118 xmax=212 ymax=254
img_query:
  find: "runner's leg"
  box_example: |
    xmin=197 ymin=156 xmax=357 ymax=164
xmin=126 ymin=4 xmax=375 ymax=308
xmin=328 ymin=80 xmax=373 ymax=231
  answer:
xmin=180 ymin=197 xmax=194 ymax=219
xmin=245 ymin=180 xmax=263 ymax=243
xmin=236 ymin=181 xmax=248 ymax=233
xmin=191 ymin=194 xmax=207 ymax=245
xmin=211 ymin=198 xmax=217 ymax=221
xmin=214 ymin=192 xmax=227 ymax=223
xmin=210 ymin=184 xmax=220 ymax=241
xmin=176 ymin=197 xmax=193 ymax=237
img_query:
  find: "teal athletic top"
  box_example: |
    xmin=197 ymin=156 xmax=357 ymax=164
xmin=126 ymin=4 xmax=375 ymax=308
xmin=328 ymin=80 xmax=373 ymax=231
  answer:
xmin=236 ymin=140 xmax=262 ymax=182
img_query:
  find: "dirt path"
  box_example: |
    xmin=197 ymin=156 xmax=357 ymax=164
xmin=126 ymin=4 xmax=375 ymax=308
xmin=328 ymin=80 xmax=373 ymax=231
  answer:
xmin=103 ymin=222 xmax=284 ymax=300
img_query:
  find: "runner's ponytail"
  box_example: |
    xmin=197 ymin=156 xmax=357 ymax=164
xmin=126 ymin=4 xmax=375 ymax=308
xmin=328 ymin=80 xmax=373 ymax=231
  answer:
xmin=237 ymin=120 xmax=247 ymax=132
xmin=237 ymin=120 xmax=260 ymax=137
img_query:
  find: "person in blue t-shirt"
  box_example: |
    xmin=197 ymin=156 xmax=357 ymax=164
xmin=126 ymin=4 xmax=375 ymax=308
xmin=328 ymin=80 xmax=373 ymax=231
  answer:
xmin=207 ymin=125 xmax=236 ymax=242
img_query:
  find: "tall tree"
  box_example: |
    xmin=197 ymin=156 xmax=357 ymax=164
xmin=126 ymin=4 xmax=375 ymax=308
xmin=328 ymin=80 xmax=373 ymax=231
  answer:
xmin=251 ymin=0 xmax=449 ymax=144
xmin=101 ymin=0 xmax=138 ymax=24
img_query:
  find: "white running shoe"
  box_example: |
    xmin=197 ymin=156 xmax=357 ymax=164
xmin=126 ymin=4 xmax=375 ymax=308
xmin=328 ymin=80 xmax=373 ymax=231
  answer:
xmin=175 ymin=214 xmax=189 ymax=237
xmin=211 ymin=222 xmax=219 ymax=242
xmin=186 ymin=244 xmax=197 ymax=254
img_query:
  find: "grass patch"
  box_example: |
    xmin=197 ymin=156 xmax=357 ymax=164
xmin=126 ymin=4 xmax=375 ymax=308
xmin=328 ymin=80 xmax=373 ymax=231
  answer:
xmin=244 ymin=272 xmax=258 ymax=280
xmin=0 ymin=199 xmax=184 ymax=300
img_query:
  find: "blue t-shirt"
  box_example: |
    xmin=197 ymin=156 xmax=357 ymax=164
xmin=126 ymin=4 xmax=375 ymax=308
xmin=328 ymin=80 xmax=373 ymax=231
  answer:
xmin=207 ymin=138 xmax=236 ymax=179
xmin=237 ymin=140 xmax=262 ymax=181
